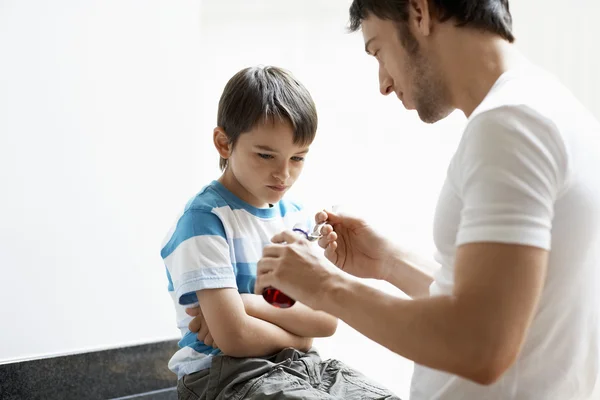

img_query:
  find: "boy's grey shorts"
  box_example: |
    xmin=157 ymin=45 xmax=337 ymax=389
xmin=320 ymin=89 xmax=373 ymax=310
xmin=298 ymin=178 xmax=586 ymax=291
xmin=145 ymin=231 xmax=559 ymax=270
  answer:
xmin=177 ymin=347 xmax=401 ymax=400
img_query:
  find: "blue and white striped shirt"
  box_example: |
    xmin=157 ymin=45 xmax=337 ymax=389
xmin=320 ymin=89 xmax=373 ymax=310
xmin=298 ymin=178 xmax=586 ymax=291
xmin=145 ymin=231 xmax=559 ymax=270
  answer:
xmin=161 ymin=180 xmax=310 ymax=378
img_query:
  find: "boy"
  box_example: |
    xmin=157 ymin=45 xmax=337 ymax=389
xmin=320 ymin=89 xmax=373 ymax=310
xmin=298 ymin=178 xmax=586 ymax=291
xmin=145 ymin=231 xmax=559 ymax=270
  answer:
xmin=161 ymin=66 xmax=399 ymax=399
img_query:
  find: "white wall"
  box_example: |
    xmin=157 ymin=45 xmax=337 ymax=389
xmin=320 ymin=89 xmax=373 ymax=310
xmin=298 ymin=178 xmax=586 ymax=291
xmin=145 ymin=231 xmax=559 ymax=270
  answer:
xmin=1 ymin=0 xmax=598 ymax=397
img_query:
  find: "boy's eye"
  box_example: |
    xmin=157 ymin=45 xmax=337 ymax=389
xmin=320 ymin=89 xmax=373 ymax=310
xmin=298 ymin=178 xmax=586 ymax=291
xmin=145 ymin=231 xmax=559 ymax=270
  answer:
xmin=291 ymin=156 xmax=305 ymax=162
xmin=258 ymin=153 xmax=274 ymax=160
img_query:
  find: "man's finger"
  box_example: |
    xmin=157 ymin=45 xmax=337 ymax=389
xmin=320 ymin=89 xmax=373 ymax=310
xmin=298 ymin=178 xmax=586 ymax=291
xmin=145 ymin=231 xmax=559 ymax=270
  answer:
xmin=325 ymin=241 xmax=338 ymax=264
xmin=254 ymin=271 xmax=275 ymax=295
xmin=320 ymin=224 xmax=334 ymax=236
xmin=317 ymin=226 xmax=335 ymax=249
xmin=271 ymin=230 xmax=302 ymax=244
xmin=257 ymin=257 xmax=277 ymax=276
xmin=315 ymin=210 xmax=328 ymax=224
xmin=321 ymin=209 xmax=344 ymax=224
xmin=262 ymin=243 xmax=284 ymax=258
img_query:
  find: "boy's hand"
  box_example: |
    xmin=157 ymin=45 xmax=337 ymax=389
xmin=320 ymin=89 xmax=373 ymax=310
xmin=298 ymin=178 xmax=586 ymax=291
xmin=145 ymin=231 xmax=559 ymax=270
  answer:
xmin=315 ymin=210 xmax=395 ymax=281
xmin=186 ymin=307 xmax=218 ymax=349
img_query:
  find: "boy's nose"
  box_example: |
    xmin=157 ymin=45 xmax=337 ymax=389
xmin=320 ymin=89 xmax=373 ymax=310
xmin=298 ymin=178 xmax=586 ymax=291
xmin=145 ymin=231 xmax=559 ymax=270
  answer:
xmin=273 ymin=163 xmax=290 ymax=182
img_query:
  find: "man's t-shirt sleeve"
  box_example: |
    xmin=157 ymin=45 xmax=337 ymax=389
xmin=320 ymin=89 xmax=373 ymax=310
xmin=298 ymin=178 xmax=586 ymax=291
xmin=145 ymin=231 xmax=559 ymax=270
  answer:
xmin=161 ymin=209 xmax=236 ymax=305
xmin=455 ymin=106 xmax=569 ymax=250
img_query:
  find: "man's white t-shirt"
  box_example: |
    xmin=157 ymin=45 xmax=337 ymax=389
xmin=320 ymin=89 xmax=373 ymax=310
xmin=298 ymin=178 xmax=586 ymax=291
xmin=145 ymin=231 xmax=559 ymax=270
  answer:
xmin=410 ymin=64 xmax=600 ymax=399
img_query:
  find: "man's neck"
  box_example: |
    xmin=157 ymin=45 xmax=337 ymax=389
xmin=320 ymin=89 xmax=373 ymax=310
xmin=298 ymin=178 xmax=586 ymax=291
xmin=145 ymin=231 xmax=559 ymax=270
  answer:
xmin=436 ymin=30 xmax=526 ymax=117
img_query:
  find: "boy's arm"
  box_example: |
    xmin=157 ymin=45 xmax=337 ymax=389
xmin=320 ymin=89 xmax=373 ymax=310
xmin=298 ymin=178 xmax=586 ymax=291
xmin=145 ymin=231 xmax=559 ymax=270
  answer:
xmin=196 ymin=288 xmax=312 ymax=358
xmin=240 ymin=293 xmax=338 ymax=338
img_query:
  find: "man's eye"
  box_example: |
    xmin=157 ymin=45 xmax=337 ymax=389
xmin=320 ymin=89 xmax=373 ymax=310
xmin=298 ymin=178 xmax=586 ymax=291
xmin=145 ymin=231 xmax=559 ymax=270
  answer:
xmin=291 ymin=156 xmax=305 ymax=162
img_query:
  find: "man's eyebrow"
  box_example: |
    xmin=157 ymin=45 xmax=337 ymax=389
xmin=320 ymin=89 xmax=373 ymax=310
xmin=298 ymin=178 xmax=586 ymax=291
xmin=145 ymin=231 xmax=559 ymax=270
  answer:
xmin=364 ymin=36 xmax=377 ymax=55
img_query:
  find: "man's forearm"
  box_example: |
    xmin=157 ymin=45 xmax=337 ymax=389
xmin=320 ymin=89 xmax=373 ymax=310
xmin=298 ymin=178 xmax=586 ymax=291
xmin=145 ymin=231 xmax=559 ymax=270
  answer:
xmin=243 ymin=294 xmax=337 ymax=338
xmin=319 ymin=274 xmax=497 ymax=383
xmin=385 ymin=247 xmax=437 ymax=298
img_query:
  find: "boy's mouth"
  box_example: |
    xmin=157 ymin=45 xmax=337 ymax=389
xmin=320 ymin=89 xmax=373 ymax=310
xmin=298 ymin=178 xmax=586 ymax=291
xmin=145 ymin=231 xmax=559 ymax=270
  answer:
xmin=267 ymin=185 xmax=287 ymax=192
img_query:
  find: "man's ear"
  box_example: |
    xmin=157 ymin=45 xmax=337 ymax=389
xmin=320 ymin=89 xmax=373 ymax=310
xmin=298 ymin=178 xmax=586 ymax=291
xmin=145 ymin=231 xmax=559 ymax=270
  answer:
xmin=213 ymin=127 xmax=232 ymax=159
xmin=409 ymin=0 xmax=433 ymax=37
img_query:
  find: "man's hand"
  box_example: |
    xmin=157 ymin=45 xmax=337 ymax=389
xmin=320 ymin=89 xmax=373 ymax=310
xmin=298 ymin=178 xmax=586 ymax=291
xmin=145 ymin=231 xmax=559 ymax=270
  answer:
xmin=186 ymin=306 xmax=217 ymax=349
xmin=255 ymin=230 xmax=341 ymax=311
xmin=315 ymin=210 xmax=395 ymax=280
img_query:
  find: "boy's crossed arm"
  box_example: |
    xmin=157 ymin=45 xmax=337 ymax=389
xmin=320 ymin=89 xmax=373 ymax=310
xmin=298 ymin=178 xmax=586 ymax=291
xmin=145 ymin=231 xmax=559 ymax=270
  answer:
xmin=240 ymin=293 xmax=338 ymax=338
xmin=190 ymin=288 xmax=336 ymax=358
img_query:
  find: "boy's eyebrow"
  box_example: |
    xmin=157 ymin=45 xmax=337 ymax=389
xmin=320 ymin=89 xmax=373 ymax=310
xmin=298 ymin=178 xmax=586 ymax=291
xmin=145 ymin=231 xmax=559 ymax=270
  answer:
xmin=255 ymin=145 xmax=277 ymax=152
xmin=254 ymin=145 xmax=310 ymax=155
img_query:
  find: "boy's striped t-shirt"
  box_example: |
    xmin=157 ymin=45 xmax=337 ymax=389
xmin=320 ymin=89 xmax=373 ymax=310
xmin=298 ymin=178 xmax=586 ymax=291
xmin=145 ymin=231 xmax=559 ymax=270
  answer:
xmin=160 ymin=180 xmax=310 ymax=378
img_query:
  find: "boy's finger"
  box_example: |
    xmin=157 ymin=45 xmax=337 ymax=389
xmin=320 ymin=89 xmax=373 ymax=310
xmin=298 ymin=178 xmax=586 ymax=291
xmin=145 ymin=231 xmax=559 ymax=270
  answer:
xmin=197 ymin=323 xmax=209 ymax=342
xmin=185 ymin=306 xmax=200 ymax=317
xmin=189 ymin=318 xmax=201 ymax=333
xmin=204 ymin=332 xmax=214 ymax=347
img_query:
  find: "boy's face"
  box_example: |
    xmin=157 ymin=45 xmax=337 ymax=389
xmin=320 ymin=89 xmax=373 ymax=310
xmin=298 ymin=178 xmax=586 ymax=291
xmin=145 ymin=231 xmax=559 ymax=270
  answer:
xmin=224 ymin=119 xmax=310 ymax=208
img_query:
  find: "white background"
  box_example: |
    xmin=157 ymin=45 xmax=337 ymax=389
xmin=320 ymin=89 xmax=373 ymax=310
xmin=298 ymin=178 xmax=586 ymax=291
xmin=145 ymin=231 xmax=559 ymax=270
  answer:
xmin=1 ymin=0 xmax=599 ymax=396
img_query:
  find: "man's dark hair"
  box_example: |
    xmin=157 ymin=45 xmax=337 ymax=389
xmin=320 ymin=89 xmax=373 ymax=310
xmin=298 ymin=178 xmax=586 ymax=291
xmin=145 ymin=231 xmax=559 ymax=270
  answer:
xmin=217 ymin=66 xmax=318 ymax=171
xmin=349 ymin=0 xmax=515 ymax=43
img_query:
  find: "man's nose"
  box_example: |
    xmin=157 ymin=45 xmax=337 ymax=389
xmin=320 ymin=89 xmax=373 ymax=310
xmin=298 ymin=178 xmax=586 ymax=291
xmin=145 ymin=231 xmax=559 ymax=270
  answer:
xmin=379 ymin=65 xmax=393 ymax=96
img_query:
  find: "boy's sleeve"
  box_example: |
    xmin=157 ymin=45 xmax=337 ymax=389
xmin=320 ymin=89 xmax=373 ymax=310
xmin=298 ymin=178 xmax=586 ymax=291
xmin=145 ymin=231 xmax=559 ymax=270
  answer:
xmin=161 ymin=209 xmax=236 ymax=305
xmin=455 ymin=105 xmax=568 ymax=250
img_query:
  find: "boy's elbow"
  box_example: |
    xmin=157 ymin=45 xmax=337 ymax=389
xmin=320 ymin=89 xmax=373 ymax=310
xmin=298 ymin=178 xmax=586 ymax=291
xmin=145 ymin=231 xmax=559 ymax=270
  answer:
xmin=310 ymin=316 xmax=338 ymax=338
xmin=321 ymin=317 xmax=338 ymax=337
xmin=212 ymin=329 xmax=248 ymax=357
xmin=218 ymin=343 xmax=246 ymax=358
xmin=217 ymin=335 xmax=252 ymax=357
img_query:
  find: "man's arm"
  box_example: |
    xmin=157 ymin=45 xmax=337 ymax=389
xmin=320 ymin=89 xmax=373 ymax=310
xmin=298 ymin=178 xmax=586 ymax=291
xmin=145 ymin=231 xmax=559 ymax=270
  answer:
xmin=385 ymin=247 xmax=437 ymax=298
xmin=320 ymin=242 xmax=548 ymax=385
xmin=197 ymin=288 xmax=312 ymax=358
xmin=240 ymin=294 xmax=338 ymax=338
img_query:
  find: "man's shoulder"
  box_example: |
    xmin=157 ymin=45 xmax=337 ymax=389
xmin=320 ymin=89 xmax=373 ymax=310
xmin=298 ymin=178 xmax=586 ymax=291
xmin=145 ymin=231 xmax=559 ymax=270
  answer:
xmin=468 ymin=66 xmax=579 ymax=131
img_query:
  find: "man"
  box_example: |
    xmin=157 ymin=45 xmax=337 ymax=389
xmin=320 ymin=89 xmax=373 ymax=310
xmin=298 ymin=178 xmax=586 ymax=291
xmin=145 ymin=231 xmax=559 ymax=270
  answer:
xmin=254 ymin=0 xmax=600 ymax=398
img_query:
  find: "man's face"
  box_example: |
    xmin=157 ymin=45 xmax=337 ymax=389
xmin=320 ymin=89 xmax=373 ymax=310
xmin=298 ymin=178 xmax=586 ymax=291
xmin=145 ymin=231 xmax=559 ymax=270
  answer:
xmin=226 ymin=119 xmax=310 ymax=208
xmin=361 ymin=15 xmax=453 ymax=123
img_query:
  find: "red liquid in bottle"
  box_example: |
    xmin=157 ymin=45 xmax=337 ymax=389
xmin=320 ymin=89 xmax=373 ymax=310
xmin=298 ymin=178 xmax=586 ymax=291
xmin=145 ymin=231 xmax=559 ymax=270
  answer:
xmin=262 ymin=287 xmax=295 ymax=308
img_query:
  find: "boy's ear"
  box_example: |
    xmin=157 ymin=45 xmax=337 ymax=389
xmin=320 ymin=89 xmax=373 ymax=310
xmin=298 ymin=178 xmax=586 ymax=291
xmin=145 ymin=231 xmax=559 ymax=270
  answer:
xmin=213 ymin=127 xmax=232 ymax=159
